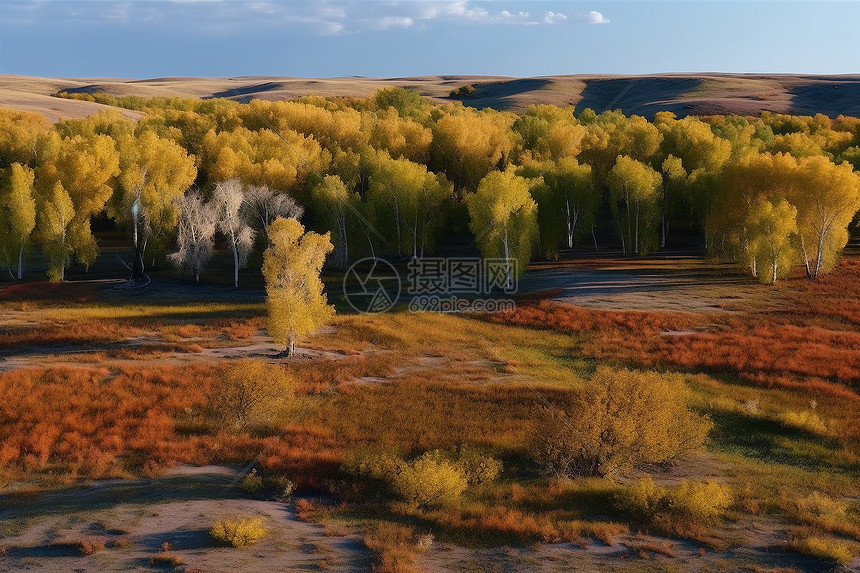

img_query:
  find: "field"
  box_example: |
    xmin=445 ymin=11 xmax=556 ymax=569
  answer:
xmin=4 ymin=72 xmax=860 ymax=121
xmin=2 ymin=245 xmax=860 ymax=572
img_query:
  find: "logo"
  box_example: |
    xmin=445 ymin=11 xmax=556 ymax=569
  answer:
xmin=343 ymin=257 xmax=401 ymax=313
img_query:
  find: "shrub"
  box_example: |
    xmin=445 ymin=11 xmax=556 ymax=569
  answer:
xmin=449 ymin=84 xmax=476 ymax=98
xmin=615 ymin=476 xmax=666 ymax=524
xmin=795 ymin=491 xmax=848 ymax=525
xmin=666 ymin=479 xmax=733 ymax=523
xmin=787 ymin=534 xmax=854 ymax=564
xmin=363 ymin=522 xmax=421 ymax=573
xmin=76 ymin=537 xmax=105 ymax=555
xmin=455 ymin=448 xmax=503 ymax=485
xmin=206 ymin=359 xmax=294 ymax=432
xmin=210 ymin=516 xmax=268 ymax=547
xmin=531 ymin=367 xmax=712 ymax=477
xmin=393 ymin=451 xmax=467 ymax=508
xmin=241 ymin=469 xmax=263 ymax=495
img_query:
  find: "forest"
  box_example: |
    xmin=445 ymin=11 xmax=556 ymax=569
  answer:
xmin=2 ymin=87 xmax=860 ymax=287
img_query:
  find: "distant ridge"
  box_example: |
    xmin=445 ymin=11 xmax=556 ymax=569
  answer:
xmin=3 ymin=73 xmax=860 ymax=122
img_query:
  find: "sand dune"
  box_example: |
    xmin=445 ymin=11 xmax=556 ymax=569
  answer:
xmin=2 ymin=73 xmax=860 ymax=122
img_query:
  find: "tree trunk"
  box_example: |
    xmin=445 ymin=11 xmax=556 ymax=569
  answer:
xmin=288 ymin=331 xmax=295 ymax=357
xmin=232 ymin=243 xmax=239 ymax=288
xmin=592 ymin=226 xmax=598 ymax=250
xmin=799 ymin=235 xmax=812 ymax=278
xmin=17 ymin=244 xmax=24 ymax=280
xmin=195 ymin=269 xmax=200 ymax=284
xmin=814 ymin=232 xmax=826 ymax=279
xmin=634 ymin=203 xmax=640 ymax=255
xmin=565 ymin=199 xmax=574 ymax=248
xmin=503 ymin=225 xmax=511 ymax=290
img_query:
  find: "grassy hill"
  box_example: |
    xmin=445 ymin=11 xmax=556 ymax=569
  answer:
xmin=3 ymin=73 xmax=860 ymax=122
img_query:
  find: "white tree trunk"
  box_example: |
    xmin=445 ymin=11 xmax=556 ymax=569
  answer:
xmin=17 ymin=244 xmax=24 ymax=280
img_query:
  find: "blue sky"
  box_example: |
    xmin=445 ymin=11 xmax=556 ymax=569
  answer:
xmin=1 ymin=1 xmax=858 ymax=78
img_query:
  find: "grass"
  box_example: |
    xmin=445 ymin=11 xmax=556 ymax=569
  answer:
xmin=3 ymin=257 xmax=860 ymax=569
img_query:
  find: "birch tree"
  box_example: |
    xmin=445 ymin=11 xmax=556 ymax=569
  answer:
xmin=608 ymin=155 xmax=662 ymax=255
xmin=0 ymin=164 xmax=36 ymax=279
xmin=747 ymin=197 xmax=798 ymax=284
xmin=262 ymin=217 xmax=334 ymax=356
xmin=169 ymin=191 xmax=217 ymax=284
xmin=312 ymin=175 xmax=356 ymax=269
xmin=213 ymin=179 xmax=256 ymax=288
xmin=792 ymin=156 xmax=860 ymax=277
xmin=34 ymin=181 xmax=75 ymax=282
xmin=467 ymin=170 xmax=538 ymax=290
xmin=243 ymin=184 xmax=304 ymax=246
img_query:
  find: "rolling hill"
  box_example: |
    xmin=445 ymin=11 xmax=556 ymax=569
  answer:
xmin=2 ymin=73 xmax=860 ymax=122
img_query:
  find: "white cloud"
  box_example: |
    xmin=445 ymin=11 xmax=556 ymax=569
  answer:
xmin=586 ymin=10 xmax=610 ymax=25
xmin=376 ymin=16 xmax=414 ymax=30
xmin=544 ymin=11 xmax=567 ymax=25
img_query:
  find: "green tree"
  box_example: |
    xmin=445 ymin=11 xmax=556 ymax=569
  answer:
xmin=466 ymin=170 xmax=538 ymax=289
xmin=262 ymin=217 xmax=334 ymax=356
xmin=608 ymin=156 xmax=662 ymax=255
xmin=0 ymin=164 xmax=37 ymax=279
xmin=367 ymin=151 xmax=452 ymax=258
xmin=312 ymin=175 xmax=358 ymax=269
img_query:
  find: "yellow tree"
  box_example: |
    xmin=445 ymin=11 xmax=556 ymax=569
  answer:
xmin=367 ymin=151 xmax=453 ymax=258
xmin=0 ymin=164 xmax=37 ymax=279
xmin=747 ymin=197 xmax=798 ymax=284
xmin=262 ymin=217 xmax=334 ymax=356
xmin=0 ymin=109 xmax=50 ymax=168
xmin=34 ymin=181 xmax=75 ymax=282
xmin=312 ymin=175 xmax=357 ymax=269
xmin=608 ymin=155 xmax=662 ymax=255
xmin=792 ymin=156 xmax=860 ymax=277
xmin=36 ymin=132 xmax=120 ymax=273
xmin=431 ymin=108 xmax=514 ymax=195
xmin=466 ymin=170 xmax=538 ymax=290
xmin=113 ymin=130 xmax=197 ymax=276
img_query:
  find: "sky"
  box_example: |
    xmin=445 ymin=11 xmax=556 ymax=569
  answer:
xmin=0 ymin=0 xmax=858 ymax=78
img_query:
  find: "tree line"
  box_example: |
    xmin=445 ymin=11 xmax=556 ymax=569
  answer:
xmin=2 ymin=88 xmax=860 ymax=285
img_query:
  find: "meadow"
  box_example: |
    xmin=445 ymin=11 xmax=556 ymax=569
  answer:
xmin=2 ymin=251 xmax=860 ymax=572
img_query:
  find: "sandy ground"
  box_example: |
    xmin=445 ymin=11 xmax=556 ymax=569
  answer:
xmin=3 ymin=73 xmax=860 ymax=121
xmin=518 ymin=254 xmax=785 ymax=313
xmin=0 ymin=465 xmax=367 ymax=572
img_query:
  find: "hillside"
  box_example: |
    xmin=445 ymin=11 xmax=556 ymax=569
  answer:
xmin=3 ymin=73 xmax=860 ymax=122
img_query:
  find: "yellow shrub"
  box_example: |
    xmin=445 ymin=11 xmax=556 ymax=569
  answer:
xmin=778 ymin=410 xmax=831 ymax=436
xmin=206 ymin=359 xmax=294 ymax=432
xmin=393 ymin=452 xmax=467 ymax=508
xmin=455 ymin=448 xmax=503 ymax=485
xmin=210 ymin=516 xmax=268 ymax=547
xmin=667 ymin=479 xmax=733 ymax=522
xmin=532 ymin=367 xmax=712 ymax=477
xmin=795 ymin=491 xmax=848 ymax=525
xmin=788 ymin=534 xmax=854 ymax=564
xmin=615 ymin=476 xmax=666 ymax=523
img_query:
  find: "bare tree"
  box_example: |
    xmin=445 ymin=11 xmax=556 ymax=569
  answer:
xmin=213 ymin=179 xmax=256 ymax=288
xmin=243 ymin=184 xmax=304 ymax=245
xmin=168 ymin=190 xmax=217 ymax=284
